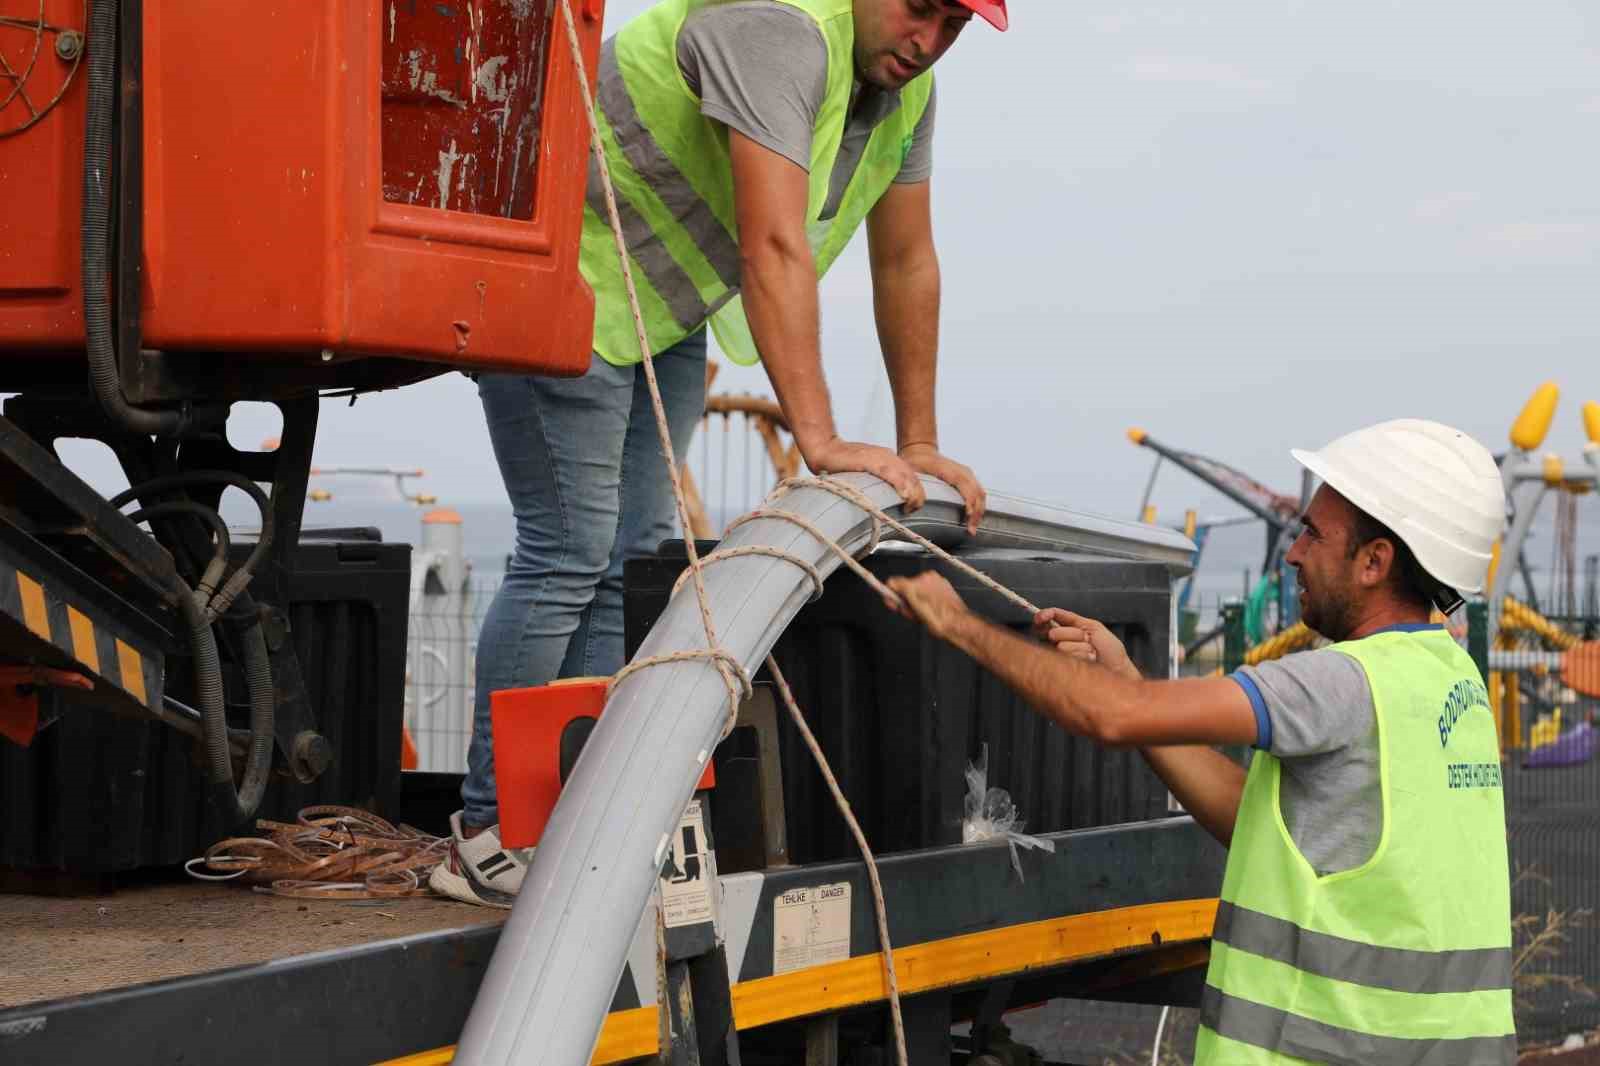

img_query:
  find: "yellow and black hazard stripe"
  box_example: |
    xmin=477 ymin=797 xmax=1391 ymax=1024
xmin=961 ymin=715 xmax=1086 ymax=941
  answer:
xmin=0 ymin=554 xmax=164 ymax=716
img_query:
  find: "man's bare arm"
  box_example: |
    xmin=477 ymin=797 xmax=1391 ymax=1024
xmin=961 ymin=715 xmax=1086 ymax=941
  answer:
xmin=866 ymin=180 xmax=985 ymax=532
xmin=729 ymin=130 xmax=924 ymax=508
xmin=866 ymin=180 xmax=940 ymax=451
xmin=1032 ymin=609 xmax=1248 ymax=843
xmin=1141 ymin=746 xmax=1248 ymax=845
xmin=953 ymin=613 xmax=1252 ymax=842
xmin=941 ymin=611 xmax=1258 ymax=748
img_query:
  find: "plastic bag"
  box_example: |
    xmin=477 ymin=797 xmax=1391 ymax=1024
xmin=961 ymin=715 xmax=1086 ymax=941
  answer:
xmin=962 ymin=744 xmax=1056 ymax=881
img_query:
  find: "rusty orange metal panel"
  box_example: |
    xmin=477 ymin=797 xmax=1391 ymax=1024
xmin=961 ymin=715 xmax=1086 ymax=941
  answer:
xmin=381 ymin=0 xmax=552 ymax=221
xmin=0 ymin=1 xmax=601 ymax=375
xmin=0 ymin=1 xmax=89 ymax=350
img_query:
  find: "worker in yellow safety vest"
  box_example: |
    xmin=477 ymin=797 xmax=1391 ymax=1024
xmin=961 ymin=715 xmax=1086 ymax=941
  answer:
xmin=886 ymin=419 xmax=1517 ymax=1065
xmin=437 ymin=0 xmax=1002 ymax=908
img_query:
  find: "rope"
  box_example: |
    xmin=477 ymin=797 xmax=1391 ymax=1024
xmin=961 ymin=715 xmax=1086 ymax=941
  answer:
xmin=621 ymin=473 xmax=1045 ymax=1057
xmin=555 ymin=4 xmax=1054 ymax=1058
xmin=772 ymin=476 xmax=1043 ymax=616
xmin=767 ymin=657 xmax=907 ymax=1066
xmin=609 ymin=647 xmax=754 ymax=709
xmin=724 ymin=507 xmax=889 ymax=602
xmin=186 ymin=806 xmax=448 ymax=900
xmin=1150 ymin=1004 xmax=1172 ymax=1066
xmin=557 ymin=0 xmax=745 ymax=722
xmin=670 ymin=544 xmax=827 ymax=604
xmin=556 ymin=2 xmax=910 ymax=1056
xmin=1244 ymin=621 xmax=1316 ymax=666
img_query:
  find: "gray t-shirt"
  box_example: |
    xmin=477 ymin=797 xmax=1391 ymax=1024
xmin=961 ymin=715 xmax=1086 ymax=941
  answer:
xmin=1233 ymin=647 xmax=1381 ymax=877
xmin=676 ymin=0 xmax=936 ymax=205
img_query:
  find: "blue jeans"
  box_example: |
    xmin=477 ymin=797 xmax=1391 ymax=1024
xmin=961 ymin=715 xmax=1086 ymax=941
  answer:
xmin=461 ymin=332 xmax=708 ymax=828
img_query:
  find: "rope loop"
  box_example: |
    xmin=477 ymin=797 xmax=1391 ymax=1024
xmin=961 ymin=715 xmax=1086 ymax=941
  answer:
xmin=186 ymin=808 xmax=448 ymax=899
xmin=609 ymin=647 xmax=754 ymax=707
xmin=786 ymin=475 xmax=1042 ymax=617
xmin=669 ymin=544 xmax=827 ymax=604
xmin=771 ymin=476 xmax=885 ymax=553
xmin=726 ymin=508 xmax=900 ymax=607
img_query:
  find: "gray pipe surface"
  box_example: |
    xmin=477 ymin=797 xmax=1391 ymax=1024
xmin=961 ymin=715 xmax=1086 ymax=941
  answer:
xmin=453 ymin=475 xmax=1193 ymax=1064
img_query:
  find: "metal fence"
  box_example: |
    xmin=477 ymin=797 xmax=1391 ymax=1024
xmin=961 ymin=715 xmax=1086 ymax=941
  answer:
xmin=406 ymin=561 xmax=496 ymax=774
xmin=403 ymin=394 xmax=796 ymax=771
xmin=1478 ymin=603 xmax=1600 ymax=1046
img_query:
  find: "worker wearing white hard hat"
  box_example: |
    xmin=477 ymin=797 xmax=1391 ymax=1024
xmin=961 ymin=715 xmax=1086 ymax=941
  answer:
xmin=886 ymin=420 xmax=1517 ymax=1065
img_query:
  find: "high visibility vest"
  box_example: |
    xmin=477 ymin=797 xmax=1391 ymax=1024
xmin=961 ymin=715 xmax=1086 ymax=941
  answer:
xmin=1197 ymin=627 xmax=1516 ymax=1065
xmin=578 ymin=0 xmax=933 ymax=366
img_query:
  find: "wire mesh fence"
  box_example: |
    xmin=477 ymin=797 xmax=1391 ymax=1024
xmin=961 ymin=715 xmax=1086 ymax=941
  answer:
xmin=405 ymin=578 xmax=497 ymax=774
xmin=401 ymin=394 xmax=798 ymax=773
xmin=1483 ymin=604 xmax=1600 ymax=1045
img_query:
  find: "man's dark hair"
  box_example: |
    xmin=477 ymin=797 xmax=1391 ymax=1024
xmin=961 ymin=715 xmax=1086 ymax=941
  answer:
xmin=1346 ymin=509 xmax=1457 ymax=612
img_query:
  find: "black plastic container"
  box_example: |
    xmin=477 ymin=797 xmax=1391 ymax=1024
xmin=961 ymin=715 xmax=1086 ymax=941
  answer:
xmin=625 ymin=546 xmax=1176 ymax=866
xmin=0 ymin=532 xmax=410 ymax=874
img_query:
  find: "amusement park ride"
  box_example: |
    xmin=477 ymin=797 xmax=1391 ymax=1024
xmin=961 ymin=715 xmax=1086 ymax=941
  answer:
xmin=1128 ymin=385 xmax=1600 ymax=753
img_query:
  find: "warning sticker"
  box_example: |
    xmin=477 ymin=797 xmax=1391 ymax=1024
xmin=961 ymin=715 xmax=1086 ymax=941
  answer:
xmin=661 ymin=800 xmax=715 ymax=929
xmin=772 ymin=882 xmax=852 ymax=976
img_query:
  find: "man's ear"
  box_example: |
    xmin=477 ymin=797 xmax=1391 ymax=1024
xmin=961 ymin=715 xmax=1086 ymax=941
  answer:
xmin=1358 ymin=538 xmax=1396 ymax=590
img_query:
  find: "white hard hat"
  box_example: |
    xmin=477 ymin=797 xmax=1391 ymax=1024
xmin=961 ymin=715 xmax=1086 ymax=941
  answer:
xmin=1291 ymin=419 xmax=1506 ymax=595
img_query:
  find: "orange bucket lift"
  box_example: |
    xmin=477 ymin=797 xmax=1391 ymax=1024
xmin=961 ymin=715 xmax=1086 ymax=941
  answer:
xmin=1 ymin=0 xmax=600 ymax=374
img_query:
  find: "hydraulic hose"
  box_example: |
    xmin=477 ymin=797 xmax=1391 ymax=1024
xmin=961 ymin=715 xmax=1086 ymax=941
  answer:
xmin=111 ymin=470 xmax=274 ymax=617
xmin=232 ymin=613 xmax=276 ymax=818
xmin=178 ymin=578 xmax=272 ymax=824
xmin=125 ymin=501 xmax=231 ymax=603
xmin=82 ymin=0 xmax=185 ymax=438
xmin=114 ymin=472 xmax=278 ymax=822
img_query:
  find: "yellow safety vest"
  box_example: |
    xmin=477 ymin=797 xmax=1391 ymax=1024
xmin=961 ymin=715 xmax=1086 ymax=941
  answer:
xmin=577 ymin=0 xmax=932 ymax=366
xmin=1198 ymin=627 xmax=1516 ymax=1065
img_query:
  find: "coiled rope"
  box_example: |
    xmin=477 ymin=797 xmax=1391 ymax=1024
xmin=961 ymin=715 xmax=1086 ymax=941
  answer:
xmin=187 ymin=806 xmax=448 ymax=900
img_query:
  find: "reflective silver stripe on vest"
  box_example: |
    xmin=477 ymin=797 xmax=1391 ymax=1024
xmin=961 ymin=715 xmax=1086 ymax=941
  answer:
xmin=1201 ymin=985 xmax=1516 ymax=1066
xmin=596 ymin=40 xmax=743 ymax=291
xmin=586 ymin=153 xmax=707 ymax=332
xmin=1214 ymin=901 xmax=1514 ymax=995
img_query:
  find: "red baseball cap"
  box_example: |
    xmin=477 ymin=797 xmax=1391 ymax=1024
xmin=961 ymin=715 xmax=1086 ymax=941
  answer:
xmin=956 ymin=0 xmax=1008 ymax=31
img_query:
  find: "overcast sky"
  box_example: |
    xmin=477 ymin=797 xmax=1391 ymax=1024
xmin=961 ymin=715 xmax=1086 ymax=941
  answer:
xmin=66 ymin=1 xmax=1600 ymax=534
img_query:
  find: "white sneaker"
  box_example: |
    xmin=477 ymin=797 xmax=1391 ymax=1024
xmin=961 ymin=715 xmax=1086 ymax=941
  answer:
xmin=428 ymin=812 xmax=532 ymax=909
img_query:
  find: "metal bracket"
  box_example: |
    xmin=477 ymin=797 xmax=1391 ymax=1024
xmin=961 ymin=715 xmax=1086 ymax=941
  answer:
xmin=0 ymin=665 xmax=92 ymax=747
xmin=0 ymin=409 xmax=182 ymax=607
xmin=710 ymin=685 xmax=789 ymax=874
xmin=804 ymin=1016 xmax=838 ymax=1066
xmin=738 ymin=686 xmax=788 ymax=869
xmin=658 ymin=792 xmax=741 ymax=1066
xmin=174 ymin=397 xmax=327 ymax=781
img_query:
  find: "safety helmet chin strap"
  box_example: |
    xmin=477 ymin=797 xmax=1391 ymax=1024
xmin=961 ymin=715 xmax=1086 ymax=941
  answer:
xmin=1433 ymin=585 xmax=1466 ymax=618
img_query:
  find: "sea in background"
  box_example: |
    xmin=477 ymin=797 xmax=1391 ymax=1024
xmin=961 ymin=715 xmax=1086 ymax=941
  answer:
xmin=291 ymin=488 xmax=1600 ymax=630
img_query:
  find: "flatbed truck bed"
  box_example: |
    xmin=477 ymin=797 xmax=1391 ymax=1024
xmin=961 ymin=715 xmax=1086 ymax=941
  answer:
xmin=0 ymin=816 xmax=1222 ymax=1065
